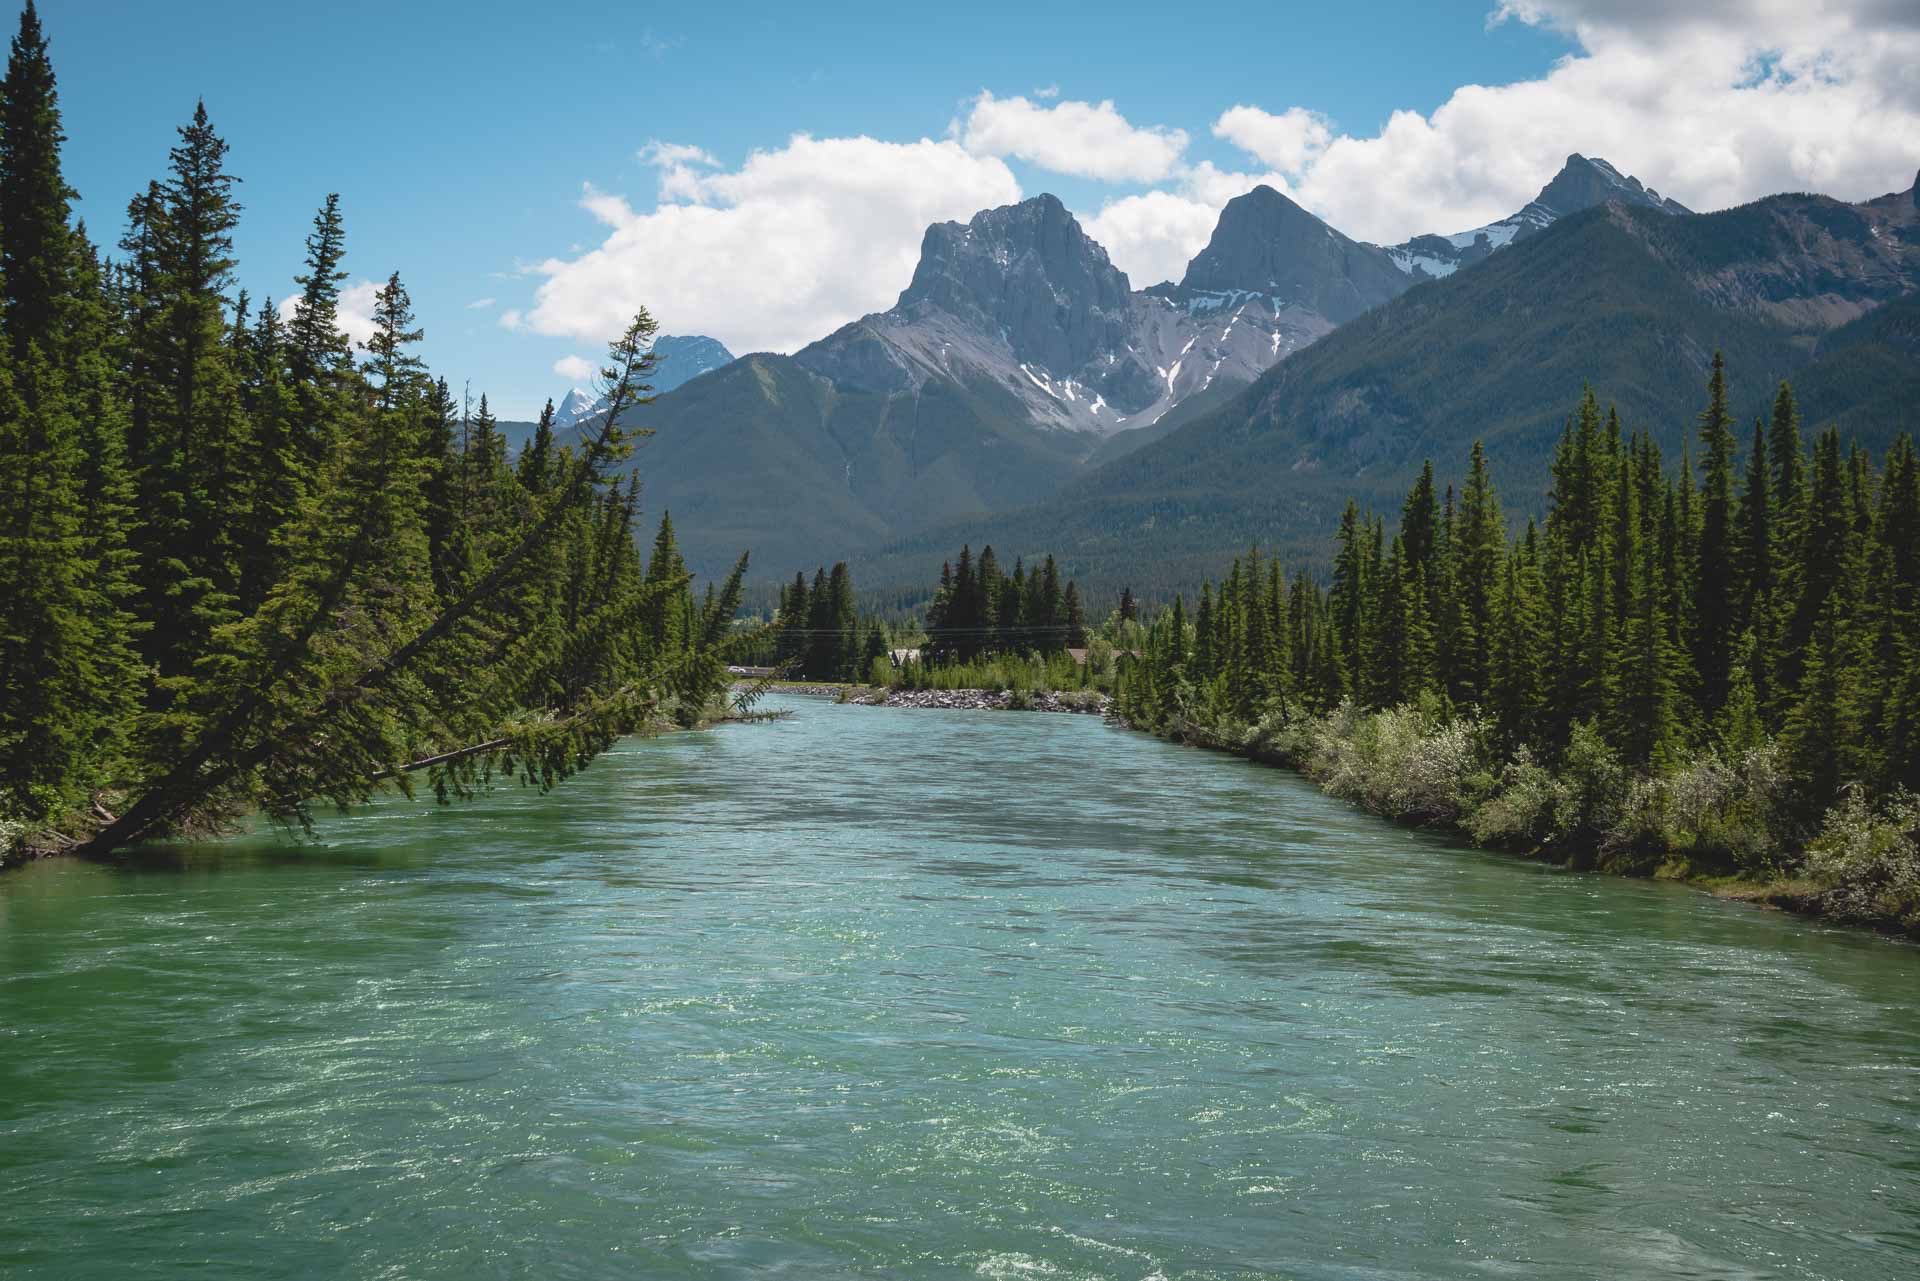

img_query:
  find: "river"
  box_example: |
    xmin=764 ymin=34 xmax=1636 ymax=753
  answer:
xmin=3 ymin=694 xmax=1917 ymax=1279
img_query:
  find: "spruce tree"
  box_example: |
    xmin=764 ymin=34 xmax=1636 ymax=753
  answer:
xmin=1733 ymin=419 xmax=1773 ymax=716
xmin=0 ymin=0 xmax=75 ymax=360
xmin=129 ymin=101 xmax=250 ymax=689
xmin=1452 ymin=441 xmax=1503 ymax=704
xmin=1330 ymin=500 xmax=1369 ymax=685
xmin=644 ymin=511 xmax=688 ymax=655
xmin=287 ymin=193 xmax=352 ymax=392
xmin=1063 ymin=580 xmax=1087 ymax=647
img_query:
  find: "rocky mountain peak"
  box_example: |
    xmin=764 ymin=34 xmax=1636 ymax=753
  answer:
xmin=1530 ymin=154 xmax=1690 ymax=220
xmin=550 ymin=334 xmax=736 ymax=427
xmin=1179 ymin=185 xmax=1411 ymax=323
xmin=649 ymin=334 xmax=735 ymax=387
xmin=893 ymin=193 xmax=1135 ymax=374
xmin=553 ymin=387 xmax=598 ymax=428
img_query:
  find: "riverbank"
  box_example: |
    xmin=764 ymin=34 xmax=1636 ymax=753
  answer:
xmin=734 ymin=682 xmax=850 ymax=699
xmin=2 ymin=695 xmax=771 ymax=875
xmin=1115 ymin=705 xmax=1920 ymax=941
xmin=732 ymin=680 xmax=1113 ymax=714
xmin=838 ymin=686 xmax=1111 ymax=714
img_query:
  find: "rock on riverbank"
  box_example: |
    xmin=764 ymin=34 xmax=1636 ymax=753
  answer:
xmin=840 ymin=687 xmax=1111 ymax=715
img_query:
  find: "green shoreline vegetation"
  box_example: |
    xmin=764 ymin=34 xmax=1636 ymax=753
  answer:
xmin=0 ymin=3 xmax=750 ymax=866
xmin=1113 ymin=365 xmax=1920 ymax=936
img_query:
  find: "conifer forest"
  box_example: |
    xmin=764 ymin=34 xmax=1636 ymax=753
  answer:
xmin=7 ymin=3 xmax=1920 ymax=1279
xmin=0 ymin=4 xmax=743 ymax=861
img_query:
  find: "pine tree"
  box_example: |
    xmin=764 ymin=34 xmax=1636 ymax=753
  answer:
xmin=1193 ymin=581 xmax=1215 ymax=680
xmin=128 ymin=101 xmax=251 ymax=689
xmin=1330 ymin=500 xmax=1369 ymax=687
xmin=0 ymin=1 xmax=129 ymax=817
xmin=778 ymin=570 xmax=810 ymax=670
xmin=362 ymin=271 xmax=425 ymax=412
xmin=86 ymin=308 xmax=673 ymax=854
xmin=0 ymin=345 xmax=93 ymax=816
xmin=286 ymin=193 xmax=352 ymax=395
xmin=1784 ymin=595 xmax=1867 ymax=815
xmin=1612 ymin=489 xmax=1684 ymax=770
xmin=1063 ymin=580 xmax=1087 ymax=647
xmin=1490 ymin=526 xmax=1546 ymax=751
xmin=1697 ymin=351 xmax=1743 ymax=722
xmin=1786 ymin=428 xmax=1852 ymax=693
xmin=975 ymin=544 xmax=1001 ymax=653
xmin=1039 ymin=554 xmax=1065 ymax=653
xmin=1451 ymin=440 xmax=1503 ymax=705
xmin=644 ymin=511 xmax=688 ymax=655
xmin=517 ymin=400 xmax=556 ymax=496
xmin=1733 ymin=418 xmax=1774 ymax=718
xmin=826 ymin=563 xmax=857 ymax=678
xmin=0 ymin=0 xmax=75 ymax=360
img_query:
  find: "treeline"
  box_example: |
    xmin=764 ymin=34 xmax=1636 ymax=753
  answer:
xmin=0 ymin=4 xmax=738 ymax=858
xmin=1118 ymin=356 xmax=1920 ymax=903
xmin=762 ymin=547 xmax=1108 ymax=681
xmin=769 ymin=563 xmax=889 ymax=681
xmin=923 ymin=545 xmax=1090 ymax=661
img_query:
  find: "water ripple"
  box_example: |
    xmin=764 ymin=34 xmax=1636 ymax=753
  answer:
xmin=3 ymin=695 xmax=1918 ymax=1279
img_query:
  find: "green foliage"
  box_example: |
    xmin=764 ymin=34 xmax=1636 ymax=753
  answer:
xmin=770 ymin=541 xmax=1097 ymax=683
xmin=1804 ymin=788 xmax=1920 ymax=931
xmin=886 ymin=650 xmax=1096 ymax=695
xmin=1116 ymin=363 xmax=1918 ymax=896
xmin=0 ymin=48 xmax=745 ymax=854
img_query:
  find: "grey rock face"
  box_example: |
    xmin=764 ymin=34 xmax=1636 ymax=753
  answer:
xmin=650 ymin=334 xmax=736 ymax=391
xmin=1385 ymin=154 xmax=1690 ymax=281
xmin=797 ymin=193 xmax=1348 ymax=440
xmin=1180 ymin=186 xmax=1411 ymax=323
xmin=786 ymin=157 xmax=1692 ymax=445
xmin=1528 ymin=154 xmax=1690 ymax=220
xmin=894 ymin=193 xmax=1136 ymax=375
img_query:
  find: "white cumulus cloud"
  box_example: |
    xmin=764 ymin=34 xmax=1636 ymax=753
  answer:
xmin=1079 ymin=163 xmax=1298 ymax=288
xmin=552 ymin=354 xmax=596 ymax=382
xmin=956 ymin=91 xmax=1189 ymax=184
xmin=1212 ymin=106 xmax=1333 ymax=175
xmin=525 ymin=133 xmax=1021 ymax=355
xmin=510 ymin=0 xmax=1919 ymax=361
xmin=1234 ymin=0 xmax=1920 ymax=243
xmin=1083 ymin=0 xmax=1920 ymax=281
xmin=1080 ymin=190 xmax=1225 ymax=290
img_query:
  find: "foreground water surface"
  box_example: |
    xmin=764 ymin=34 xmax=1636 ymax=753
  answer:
xmin=3 ymin=695 xmax=1918 ymax=1279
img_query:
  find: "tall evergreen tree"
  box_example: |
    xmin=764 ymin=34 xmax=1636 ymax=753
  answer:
xmin=0 ymin=0 xmax=74 ymax=360
xmin=286 ymin=193 xmax=351 ymax=392
xmin=1694 ymin=352 xmax=1740 ymax=718
xmin=1063 ymin=580 xmax=1087 ymax=648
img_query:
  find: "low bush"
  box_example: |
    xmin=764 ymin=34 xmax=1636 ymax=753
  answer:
xmin=1804 ymin=788 xmax=1920 ymax=931
xmin=1302 ymin=701 xmax=1484 ymax=824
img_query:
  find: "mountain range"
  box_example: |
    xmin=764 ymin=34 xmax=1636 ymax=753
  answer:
xmin=545 ymin=332 xmax=737 ymax=431
xmin=860 ymin=182 xmax=1920 ymax=597
xmin=592 ymin=154 xmax=1920 ymax=596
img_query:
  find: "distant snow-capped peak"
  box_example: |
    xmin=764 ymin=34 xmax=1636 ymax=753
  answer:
xmin=553 ymin=387 xmax=600 ymax=428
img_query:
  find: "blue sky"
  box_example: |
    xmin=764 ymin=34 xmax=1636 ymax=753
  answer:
xmin=39 ymin=0 xmax=1920 ymax=418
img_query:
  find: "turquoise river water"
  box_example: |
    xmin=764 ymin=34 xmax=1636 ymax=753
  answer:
xmin=2 ymin=694 xmax=1918 ymax=1279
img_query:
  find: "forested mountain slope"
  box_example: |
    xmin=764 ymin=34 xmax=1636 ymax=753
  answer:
xmin=600 ymin=156 xmax=1694 ymax=580
xmin=854 ymin=178 xmax=1920 ymax=598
